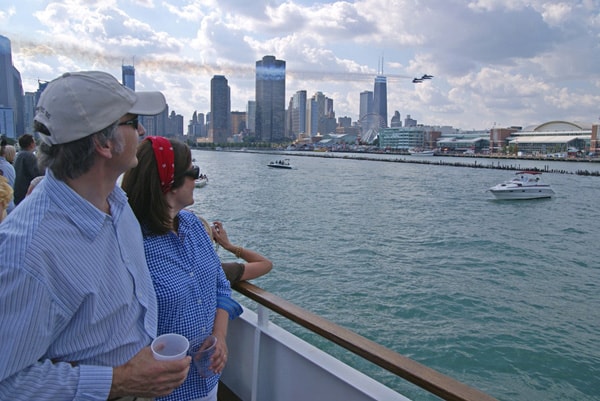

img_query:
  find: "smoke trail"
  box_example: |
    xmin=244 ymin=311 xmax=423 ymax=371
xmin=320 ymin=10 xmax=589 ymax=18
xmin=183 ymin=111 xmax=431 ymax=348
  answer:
xmin=12 ymin=37 xmax=412 ymax=83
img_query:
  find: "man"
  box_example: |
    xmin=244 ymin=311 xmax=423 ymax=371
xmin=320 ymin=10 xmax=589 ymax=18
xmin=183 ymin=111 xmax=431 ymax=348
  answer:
xmin=0 ymin=71 xmax=190 ymax=401
xmin=13 ymin=133 xmax=41 ymax=205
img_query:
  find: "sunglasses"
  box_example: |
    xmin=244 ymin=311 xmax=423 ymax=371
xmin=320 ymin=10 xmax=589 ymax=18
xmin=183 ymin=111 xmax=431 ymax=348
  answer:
xmin=118 ymin=117 xmax=139 ymax=130
xmin=182 ymin=165 xmax=200 ymax=180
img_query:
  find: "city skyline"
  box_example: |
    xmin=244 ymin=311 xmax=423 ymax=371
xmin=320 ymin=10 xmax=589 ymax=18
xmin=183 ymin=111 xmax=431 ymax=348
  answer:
xmin=1 ymin=1 xmax=600 ymax=131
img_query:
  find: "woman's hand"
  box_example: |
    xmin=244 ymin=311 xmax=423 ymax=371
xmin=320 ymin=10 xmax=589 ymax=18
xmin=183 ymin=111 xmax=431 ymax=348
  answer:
xmin=211 ymin=221 xmax=233 ymax=250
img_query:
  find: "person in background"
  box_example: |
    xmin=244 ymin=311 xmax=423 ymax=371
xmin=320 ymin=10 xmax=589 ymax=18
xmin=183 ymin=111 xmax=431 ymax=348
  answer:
xmin=198 ymin=217 xmax=273 ymax=285
xmin=0 ymin=140 xmax=15 ymax=214
xmin=25 ymin=175 xmax=44 ymax=197
xmin=0 ymin=176 xmax=13 ymax=223
xmin=13 ymin=133 xmax=41 ymax=205
xmin=121 ymin=136 xmax=242 ymax=401
xmin=0 ymin=71 xmax=190 ymax=401
xmin=3 ymin=144 xmax=16 ymax=164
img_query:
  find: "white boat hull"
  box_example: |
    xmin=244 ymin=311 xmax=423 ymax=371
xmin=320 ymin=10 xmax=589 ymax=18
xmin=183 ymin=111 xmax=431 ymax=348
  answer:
xmin=488 ymin=186 xmax=554 ymax=200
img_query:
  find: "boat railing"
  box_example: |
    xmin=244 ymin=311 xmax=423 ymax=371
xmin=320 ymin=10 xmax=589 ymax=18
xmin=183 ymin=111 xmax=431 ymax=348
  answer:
xmin=233 ymin=281 xmax=498 ymax=401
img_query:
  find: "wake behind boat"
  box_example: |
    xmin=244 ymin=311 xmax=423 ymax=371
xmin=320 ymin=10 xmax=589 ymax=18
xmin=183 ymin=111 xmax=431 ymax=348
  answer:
xmin=488 ymin=171 xmax=555 ymax=200
xmin=268 ymin=159 xmax=293 ymax=169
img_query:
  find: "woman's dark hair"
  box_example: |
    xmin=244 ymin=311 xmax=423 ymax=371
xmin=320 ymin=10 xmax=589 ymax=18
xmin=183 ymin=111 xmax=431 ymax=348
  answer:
xmin=36 ymin=121 xmax=120 ymax=180
xmin=121 ymin=138 xmax=191 ymax=235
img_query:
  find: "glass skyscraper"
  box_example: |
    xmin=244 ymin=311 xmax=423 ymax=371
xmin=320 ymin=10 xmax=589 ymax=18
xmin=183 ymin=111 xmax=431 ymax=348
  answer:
xmin=210 ymin=75 xmax=231 ymax=144
xmin=255 ymin=55 xmax=286 ymax=143
xmin=0 ymin=35 xmax=24 ymax=138
xmin=373 ymin=75 xmax=387 ymax=128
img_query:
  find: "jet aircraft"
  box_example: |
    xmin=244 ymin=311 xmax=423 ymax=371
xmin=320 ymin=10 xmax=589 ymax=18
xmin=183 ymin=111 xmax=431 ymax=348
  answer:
xmin=412 ymin=78 xmax=423 ymax=83
xmin=421 ymin=74 xmax=434 ymax=79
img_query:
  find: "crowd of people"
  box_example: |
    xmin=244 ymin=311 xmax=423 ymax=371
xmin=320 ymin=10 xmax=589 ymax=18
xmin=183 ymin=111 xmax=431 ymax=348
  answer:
xmin=0 ymin=70 xmax=272 ymax=401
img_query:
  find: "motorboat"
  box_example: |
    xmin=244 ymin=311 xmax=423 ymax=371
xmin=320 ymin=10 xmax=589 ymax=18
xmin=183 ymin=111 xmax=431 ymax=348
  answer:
xmin=408 ymin=148 xmax=436 ymax=156
xmin=267 ymin=159 xmax=293 ymax=169
xmin=488 ymin=171 xmax=555 ymax=200
xmin=195 ymin=175 xmax=208 ymax=188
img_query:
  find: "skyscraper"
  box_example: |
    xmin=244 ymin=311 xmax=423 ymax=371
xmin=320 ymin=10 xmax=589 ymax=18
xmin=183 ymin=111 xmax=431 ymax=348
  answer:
xmin=210 ymin=75 xmax=231 ymax=144
xmin=373 ymin=75 xmax=387 ymax=129
xmin=290 ymin=90 xmax=307 ymax=137
xmin=0 ymin=35 xmax=24 ymax=138
xmin=255 ymin=55 xmax=286 ymax=143
xmin=122 ymin=64 xmax=135 ymax=90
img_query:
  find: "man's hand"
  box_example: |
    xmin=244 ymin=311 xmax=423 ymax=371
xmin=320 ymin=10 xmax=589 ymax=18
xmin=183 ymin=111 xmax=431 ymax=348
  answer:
xmin=109 ymin=346 xmax=191 ymax=398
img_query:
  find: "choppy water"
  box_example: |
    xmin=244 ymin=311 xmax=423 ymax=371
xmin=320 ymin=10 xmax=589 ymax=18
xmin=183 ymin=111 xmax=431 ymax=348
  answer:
xmin=190 ymin=150 xmax=600 ymax=401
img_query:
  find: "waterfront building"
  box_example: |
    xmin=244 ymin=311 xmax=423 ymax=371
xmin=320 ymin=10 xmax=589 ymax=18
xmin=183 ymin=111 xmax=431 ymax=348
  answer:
xmin=378 ymin=126 xmax=426 ymax=150
xmin=0 ymin=35 xmax=24 ymax=138
xmin=187 ymin=111 xmax=207 ymax=139
xmin=0 ymin=107 xmax=15 ymax=138
xmin=210 ymin=75 xmax=231 ymax=144
xmin=506 ymin=121 xmax=594 ymax=155
xmin=255 ymin=55 xmax=286 ymax=143
xmin=404 ymin=114 xmax=417 ymax=127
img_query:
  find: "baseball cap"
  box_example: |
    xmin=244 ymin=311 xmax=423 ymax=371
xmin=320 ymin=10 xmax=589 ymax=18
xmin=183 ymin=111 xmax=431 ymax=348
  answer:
xmin=34 ymin=71 xmax=166 ymax=145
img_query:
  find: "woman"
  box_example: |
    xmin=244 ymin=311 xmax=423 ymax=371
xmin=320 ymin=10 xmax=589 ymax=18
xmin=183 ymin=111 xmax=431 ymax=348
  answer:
xmin=121 ymin=136 xmax=241 ymax=401
xmin=0 ymin=175 xmax=13 ymax=223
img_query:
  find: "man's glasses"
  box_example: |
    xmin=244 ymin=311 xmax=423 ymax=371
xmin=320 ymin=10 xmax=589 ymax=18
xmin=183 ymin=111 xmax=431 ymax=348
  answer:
xmin=118 ymin=117 xmax=139 ymax=130
xmin=182 ymin=165 xmax=200 ymax=180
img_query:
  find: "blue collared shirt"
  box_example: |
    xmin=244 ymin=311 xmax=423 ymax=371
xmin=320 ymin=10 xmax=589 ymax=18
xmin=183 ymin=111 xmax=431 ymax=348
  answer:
xmin=0 ymin=169 xmax=157 ymax=401
xmin=143 ymin=210 xmax=241 ymax=401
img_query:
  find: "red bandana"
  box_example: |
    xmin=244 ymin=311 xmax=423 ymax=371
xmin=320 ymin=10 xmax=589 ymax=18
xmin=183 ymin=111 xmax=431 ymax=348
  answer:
xmin=145 ymin=136 xmax=174 ymax=194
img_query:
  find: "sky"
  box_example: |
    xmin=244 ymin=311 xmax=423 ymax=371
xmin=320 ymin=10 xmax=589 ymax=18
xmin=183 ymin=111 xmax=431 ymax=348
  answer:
xmin=1 ymin=0 xmax=599 ymax=131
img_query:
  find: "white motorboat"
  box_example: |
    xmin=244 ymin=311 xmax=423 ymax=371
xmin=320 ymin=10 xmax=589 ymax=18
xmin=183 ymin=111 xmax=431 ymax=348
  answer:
xmin=267 ymin=159 xmax=293 ymax=169
xmin=195 ymin=177 xmax=208 ymax=188
xmin=488 ymin=171 xmax=555 ymax=200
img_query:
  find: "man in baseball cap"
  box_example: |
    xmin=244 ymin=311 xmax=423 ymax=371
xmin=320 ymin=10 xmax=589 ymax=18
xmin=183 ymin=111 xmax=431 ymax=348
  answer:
xmin=0 ymin=71 xmax=190 ymax=401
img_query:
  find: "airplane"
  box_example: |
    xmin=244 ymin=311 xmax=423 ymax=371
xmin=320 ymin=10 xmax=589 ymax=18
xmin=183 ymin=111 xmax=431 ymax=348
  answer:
xmin=412 ymin=78 xmax=423 ymax=83
xmin=421 ymin=74 xmax=434 ymax=79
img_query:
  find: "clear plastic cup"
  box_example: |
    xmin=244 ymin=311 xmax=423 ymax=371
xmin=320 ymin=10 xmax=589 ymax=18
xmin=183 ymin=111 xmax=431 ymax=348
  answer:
xmin=190 ymin=335 xmax=218 ymax=377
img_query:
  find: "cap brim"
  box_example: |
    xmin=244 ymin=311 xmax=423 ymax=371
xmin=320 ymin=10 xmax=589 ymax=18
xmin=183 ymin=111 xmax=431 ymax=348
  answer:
xmin=129 ymin=91 xmax=166 ymax=115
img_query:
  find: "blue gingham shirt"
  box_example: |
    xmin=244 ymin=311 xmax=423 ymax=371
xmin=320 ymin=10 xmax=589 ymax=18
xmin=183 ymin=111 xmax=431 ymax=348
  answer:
xmin=144 ymin=210 xmax=240 ymax=401
xmin=0 ymin=169 xmax=157 ymax=401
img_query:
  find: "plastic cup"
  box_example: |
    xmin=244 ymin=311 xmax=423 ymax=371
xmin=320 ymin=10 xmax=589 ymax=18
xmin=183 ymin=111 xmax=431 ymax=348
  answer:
xmin=151 ymin=333 xmax=189 ymax=361
xmin=190 ymin=335 xmax=218 ymax=377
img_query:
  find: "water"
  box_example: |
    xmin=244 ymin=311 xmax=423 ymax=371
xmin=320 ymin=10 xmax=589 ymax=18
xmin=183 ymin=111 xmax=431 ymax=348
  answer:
xmin=190 ymin=150 xmax=600 ymax=401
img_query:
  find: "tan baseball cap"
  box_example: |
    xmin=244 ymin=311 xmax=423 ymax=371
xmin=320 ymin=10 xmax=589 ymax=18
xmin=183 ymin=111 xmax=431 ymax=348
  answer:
xmin=35 ymin=71 xmax=166 ymax=145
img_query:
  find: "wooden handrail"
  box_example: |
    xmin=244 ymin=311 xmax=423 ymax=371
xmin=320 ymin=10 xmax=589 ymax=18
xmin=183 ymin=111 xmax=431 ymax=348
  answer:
xmin=234 ymin=281 xmax=498 ymax=401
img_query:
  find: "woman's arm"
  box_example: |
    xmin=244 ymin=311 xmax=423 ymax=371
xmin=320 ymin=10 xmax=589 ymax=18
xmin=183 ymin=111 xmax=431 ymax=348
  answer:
xmin=212 ymin=221 xmax=273 ymax=281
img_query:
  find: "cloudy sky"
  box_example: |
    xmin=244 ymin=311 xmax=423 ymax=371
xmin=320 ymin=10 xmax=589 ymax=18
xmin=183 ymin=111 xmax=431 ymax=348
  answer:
xmin=1 ymin=0 xmax=599 ymax=131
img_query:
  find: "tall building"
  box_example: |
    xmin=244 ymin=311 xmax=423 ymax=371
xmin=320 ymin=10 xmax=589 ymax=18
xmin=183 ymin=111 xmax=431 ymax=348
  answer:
xmin=359 ymin=90 xmax=374 ymax=134
xmin=255 ymin=55 xmax=286 ymax=143
xmin=0 ymin=35 xmax=24 ymax=138
xmin=210 ymin=75 xmax=231 ymax=144
xmin=122 ymin=64 xmax=135 ymax=90
xmin=246 ymin=101 xmax=256 ymax=133
xmin=373 ymin=75 xmax=387 ymax=129
xmin=290 ymin=90 xmax=307 ymax=137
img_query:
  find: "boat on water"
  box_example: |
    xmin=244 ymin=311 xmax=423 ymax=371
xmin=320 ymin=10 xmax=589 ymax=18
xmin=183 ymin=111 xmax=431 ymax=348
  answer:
xmin=488 ymin=171 xmax=555 ymax=200
xmin=195 ymin=174 xmax=209 ymax=188
xmin=218 ymin=282 xmax=498 ymax=401
xmin=408 ymin=148 xmax=436 ymax=156
xmin=267 ymin=159 xmax=293 ymax=169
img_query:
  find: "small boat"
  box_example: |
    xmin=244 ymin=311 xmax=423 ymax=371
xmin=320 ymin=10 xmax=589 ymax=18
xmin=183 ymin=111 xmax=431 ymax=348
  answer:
xmin=195 ymin=175 xmax=208 ymax=188
xmin=488 ymin=171 xmax=555 ymax=200
xmin=267 ymin=159 xmax=293 ymax=169
xmin=408 ymin=148 xmax=436 ymax=156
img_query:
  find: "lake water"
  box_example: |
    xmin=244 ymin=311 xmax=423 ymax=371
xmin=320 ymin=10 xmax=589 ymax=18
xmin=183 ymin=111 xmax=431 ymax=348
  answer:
xmin=190 ymin=149 xmax=600 ymax=401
